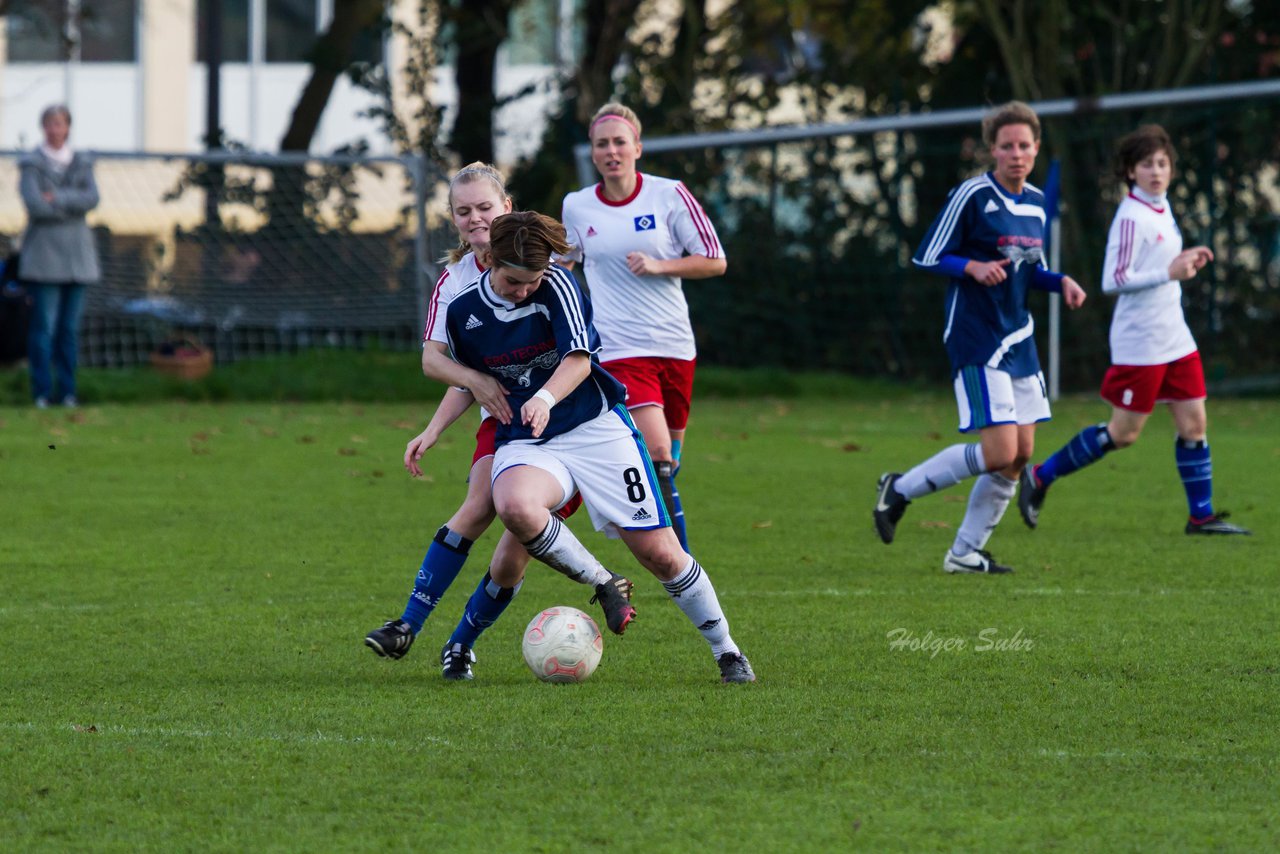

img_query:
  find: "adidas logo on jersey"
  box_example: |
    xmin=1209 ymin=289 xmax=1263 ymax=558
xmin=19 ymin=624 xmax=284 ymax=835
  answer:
xmin=586 ymin=226 xmax=598 ymax=237
xmin=465 ymin=314 xmax=483 ymax=330
xmin=983 ymin=199 xmax=1000 ymax=214
xmin=631 ymin=508 xmax=653 ymax=521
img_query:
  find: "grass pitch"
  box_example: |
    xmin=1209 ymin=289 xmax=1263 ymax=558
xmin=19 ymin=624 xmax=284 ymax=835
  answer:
xmin=1 ymin=385 xmax=1276 ymax=851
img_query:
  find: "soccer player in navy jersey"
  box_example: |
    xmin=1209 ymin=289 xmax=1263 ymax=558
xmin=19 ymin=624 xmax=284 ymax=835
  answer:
xmin=1018 ymin=125 xmax=1249 ymax=536
xmin=440 ymin=211 xmax=754 ymax=683
xmin=873 ymin=101 xmax=1087 ymax=574
xmin=363 ymin=163 xmax=585 ymax=680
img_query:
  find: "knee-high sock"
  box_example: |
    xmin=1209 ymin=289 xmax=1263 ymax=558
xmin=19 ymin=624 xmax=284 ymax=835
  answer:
xmin=1176 ymin=437 xmax=1214 ymax=519
xmin=522 ymin=515 xmax=613 ymax=587
xmin=896 ymin=444 xmax=986 ymax=500
xmin=400 ymin=526 xmax=473 ymax=633
xmin=662 ymin=556 xmax=738 ymax=658
xmin=656 ymin=460 xmax=688 ymax=550
xmin=953 ymin=472 xmax=1017 ymax=555
xmin=1034 ymin=423 xmax=1116 ymax=488
xmin=448 ymin=571 xmax=522 ymax=648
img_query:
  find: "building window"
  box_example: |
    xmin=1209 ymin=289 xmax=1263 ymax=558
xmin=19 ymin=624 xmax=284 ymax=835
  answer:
xmin=196 ymin=0 xmax=251 ymax=63
xmin=6 ymin=0 xmax=62 ymax=62
xmin=505 ymin=0 xmax=558 ymax=65
xmin=80 ymin=0 xmax=138 ymax=61
xmin=266 ymin=0 xmax=317 ymax=62
xmin=6 ymin=0 xmax=137 ymax=62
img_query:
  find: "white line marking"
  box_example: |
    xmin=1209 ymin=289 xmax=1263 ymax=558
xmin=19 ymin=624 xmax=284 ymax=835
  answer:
xmin=0 ymin=721 xmax=449 ymax=748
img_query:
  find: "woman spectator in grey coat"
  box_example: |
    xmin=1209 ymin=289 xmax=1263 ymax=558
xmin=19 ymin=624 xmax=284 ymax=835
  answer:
xmin=19 ymin=104 xmax=101 ymax=408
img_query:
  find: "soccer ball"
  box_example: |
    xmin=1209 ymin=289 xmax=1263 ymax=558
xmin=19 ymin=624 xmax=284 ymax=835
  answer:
xmin=521 ymin=606 xmax=604 ymax=683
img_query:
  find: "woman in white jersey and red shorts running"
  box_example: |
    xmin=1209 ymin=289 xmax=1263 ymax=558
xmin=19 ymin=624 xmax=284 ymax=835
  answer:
xmin=561 ymin=102 xmax=727 ymax=551
xmin=364 ymin=163 xmax=585 ymax=681
xmin=1019 ymin=125 xmax=1249 ymax=536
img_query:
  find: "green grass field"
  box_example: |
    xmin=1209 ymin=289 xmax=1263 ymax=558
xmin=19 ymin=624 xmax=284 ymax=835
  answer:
xmin=1 ymin=375 xmax=1276 ymax=851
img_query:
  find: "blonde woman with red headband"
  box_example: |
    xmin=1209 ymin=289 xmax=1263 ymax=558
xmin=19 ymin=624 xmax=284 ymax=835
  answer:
xmin=561 ymin=103 xmax=727 ymax=551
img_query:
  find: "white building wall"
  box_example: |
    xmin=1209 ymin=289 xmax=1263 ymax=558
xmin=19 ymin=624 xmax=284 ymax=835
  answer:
xmin=2 ymin=0 xmax=563 ymax=162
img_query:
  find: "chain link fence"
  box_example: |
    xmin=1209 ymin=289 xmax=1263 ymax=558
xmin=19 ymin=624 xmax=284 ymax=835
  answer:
xmin=0 ymin=150 xmax=455 ymax=367
xmin=608 ymin=82 xmax=1280 ymax=394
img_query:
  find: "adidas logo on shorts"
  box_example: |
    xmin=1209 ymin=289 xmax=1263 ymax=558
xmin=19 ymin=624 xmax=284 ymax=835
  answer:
xmin=631 ymin=508 xmax=652 ymax=521
xmin=465 ymin=314 xmax=483 ymax=330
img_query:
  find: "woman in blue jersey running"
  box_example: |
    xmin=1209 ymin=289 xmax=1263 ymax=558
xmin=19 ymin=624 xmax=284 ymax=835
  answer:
xmin=873 ymin=101 xmax=1087 ymax=574
xmin=441 ymin=211 xmax=754 ymax=683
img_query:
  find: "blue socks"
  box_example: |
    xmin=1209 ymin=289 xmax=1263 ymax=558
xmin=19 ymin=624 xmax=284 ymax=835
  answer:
xmin=400 ymin=526 xmax=474 ymax=633
xmin=656 ymin=460 xmax=688 ymax=551
xmin=1175 ymin=438 xmax=1213 ymax=519
xmin=1035 ymin=423 xmax=1116 ymax=487
xmin=448 ymin=571 xmax=522 ymax=648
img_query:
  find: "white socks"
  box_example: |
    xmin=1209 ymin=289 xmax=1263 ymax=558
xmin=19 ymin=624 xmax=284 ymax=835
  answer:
xmin=522 ymin=516 xmax=612 ymax=587
xmin=896 ymin=443 xmax=986 ymax=500
xmin=953 ymin=472 xmax=1017 ymax=555
xmin=663 ymin=556 xmax=738 ymax=657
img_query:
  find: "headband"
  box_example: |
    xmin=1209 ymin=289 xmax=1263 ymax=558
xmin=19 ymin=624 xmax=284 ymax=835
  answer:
xmin=589 ymin=114 xmax=640 ymax=141
xmin=497 ymin=261 xmax=542 ymax=272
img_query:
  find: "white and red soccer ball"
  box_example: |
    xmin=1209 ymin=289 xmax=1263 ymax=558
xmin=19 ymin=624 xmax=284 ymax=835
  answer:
xmin=522 ymin=606 xmax=604 ymax=683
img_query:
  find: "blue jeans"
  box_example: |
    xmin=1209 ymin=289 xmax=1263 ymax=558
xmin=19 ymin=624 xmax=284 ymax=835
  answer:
xmin=28 ymin=282 xmax=87 ymax=402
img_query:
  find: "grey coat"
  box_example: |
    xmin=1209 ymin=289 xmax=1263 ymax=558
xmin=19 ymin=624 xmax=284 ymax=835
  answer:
xmin=18 ymin=148 xmax=102 ymax=284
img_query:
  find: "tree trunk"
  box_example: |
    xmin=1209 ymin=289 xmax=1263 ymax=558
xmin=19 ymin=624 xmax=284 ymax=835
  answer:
xmin=449 ymin=0 xmax=515 ymax=163
xmin=575 ymin=0 xmax=643 ymax=122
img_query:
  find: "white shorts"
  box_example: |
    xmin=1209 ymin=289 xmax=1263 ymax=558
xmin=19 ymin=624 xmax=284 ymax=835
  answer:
xmin=953 ymin=366 xmax=1051 ymax=433
xmin=491 ymin=405 xmax=669 ymax=538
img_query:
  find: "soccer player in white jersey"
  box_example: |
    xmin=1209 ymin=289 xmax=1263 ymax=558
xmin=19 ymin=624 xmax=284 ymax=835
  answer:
xmin=873 ymin=102 xmax=1087 ymax=574
xmin=364 ymin=163 xmax=583 ymax=680
xmin=446 ymin=211 xmax=754 ymax=683
xmin=561 ymin=102 xmax=727 ymax=551
xmin=1019 ymin=125 xmax=1250 ymax=536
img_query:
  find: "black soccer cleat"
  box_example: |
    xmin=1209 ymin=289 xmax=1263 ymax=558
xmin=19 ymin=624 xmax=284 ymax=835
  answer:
xmin=589 ymin=572 xmax=637 ymax=635
xmin=1018 ymin=465 xmax=1047 ymax=530
xmin=1186 ymin=512 xmax=1251 ymax=536
xmin=365 ymin=619 xmax=415 ymax=660
xmin=943 ymin=549 xmax=1014 ymax=574
xmin=440 ymin=642 xmax=476 ymax=681
xmin=873 ymin=472 xmax=910 ymax=544
xmin=717 ymin=652 xmax=756 ymax=684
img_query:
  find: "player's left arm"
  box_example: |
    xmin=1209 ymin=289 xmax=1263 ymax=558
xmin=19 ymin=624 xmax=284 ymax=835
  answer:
xmin=521 ymin=269 xmax=598 ymax=436
xmin=1032 ymin=265 xmax=1087 ymax=309
xmin=521 ymin=353 xmax=591 ymax=438
xmin=626 ymin=253 xmax=725 ymax=278
xmin=628 ymin=181 xmax=726 ymax=278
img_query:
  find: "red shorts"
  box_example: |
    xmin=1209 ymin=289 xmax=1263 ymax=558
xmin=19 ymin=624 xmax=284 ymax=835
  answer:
xmin=602 ymin=356 xmax=696 ymax=431
xmin=471 ymin=417 xmax=581 ymax=519
xmin=1100 ymin=351 xmax=1206 ymax=413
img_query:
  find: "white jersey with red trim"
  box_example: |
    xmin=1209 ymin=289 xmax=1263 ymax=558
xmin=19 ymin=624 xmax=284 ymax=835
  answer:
xmin=1100 ymin=189 xmax=1196 ymax=366
xmin=423 ymin=252 xmax=485 ymax=346
xmin=561 ymin=172 xmax=724 ymax=361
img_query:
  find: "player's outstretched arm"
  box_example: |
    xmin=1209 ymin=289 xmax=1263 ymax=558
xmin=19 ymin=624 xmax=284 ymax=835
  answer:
xmin=1061 ymin=276 xmax=1087 ymax=309
xmin=421 ymin=341 xmax=512 ymax=424
xmin=404 ymin=387 xmax=476 ymax=477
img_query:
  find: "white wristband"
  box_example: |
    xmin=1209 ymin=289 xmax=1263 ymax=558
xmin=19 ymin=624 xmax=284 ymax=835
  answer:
xmin=533 ymin=389 xmax=557 ymax=408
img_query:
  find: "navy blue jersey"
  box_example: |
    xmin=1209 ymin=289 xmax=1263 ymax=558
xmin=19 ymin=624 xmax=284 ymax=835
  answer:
xmin=913 ymin=172 xmax=1059 ymax=378
xmin=445 ymin=264 xmax=626 ymax=445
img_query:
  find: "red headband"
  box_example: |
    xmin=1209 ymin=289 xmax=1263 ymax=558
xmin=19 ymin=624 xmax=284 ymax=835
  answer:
xmin=590 ymin=114 xmax=640 ymax=141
